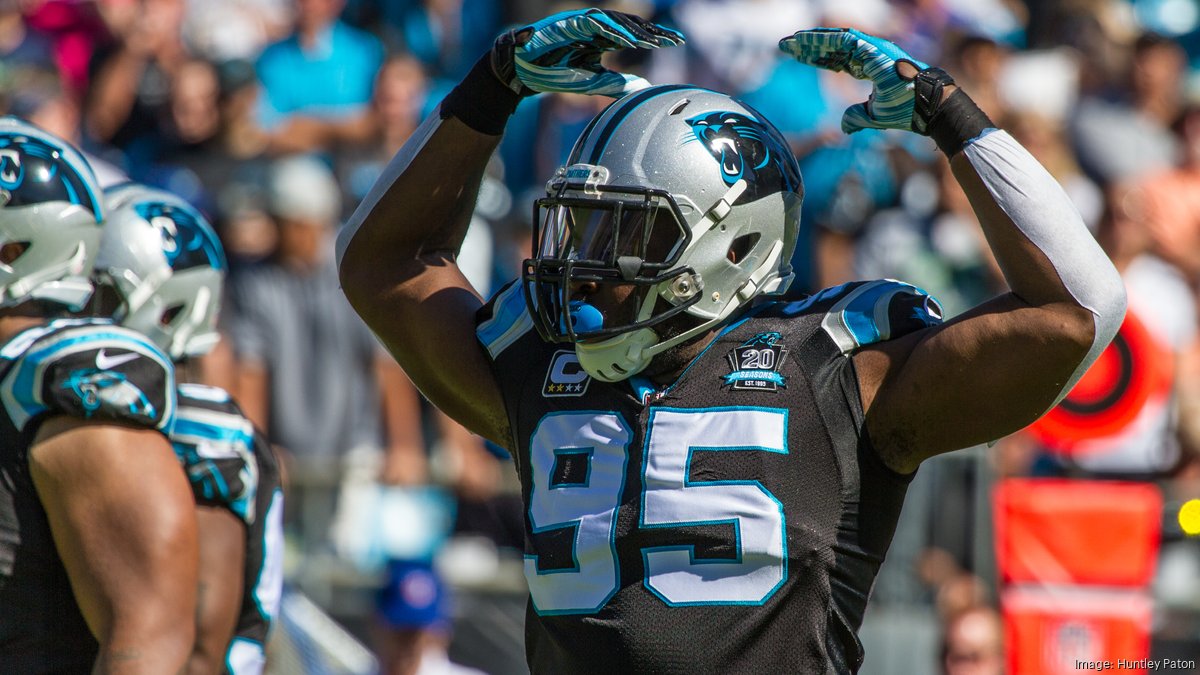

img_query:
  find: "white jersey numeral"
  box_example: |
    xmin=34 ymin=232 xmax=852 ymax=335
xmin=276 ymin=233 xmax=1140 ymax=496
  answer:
xmin=524 ymin=407 xmax=788 ymax=614
xmin=525 ymin=412 xmax=631 ymax=614
xmin=641 ymin=407 xmax=787 ymax=605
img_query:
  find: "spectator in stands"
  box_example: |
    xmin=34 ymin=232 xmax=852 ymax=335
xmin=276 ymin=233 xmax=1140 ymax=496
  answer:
xmin=1025 ymin=181 xmax=1198 ymax=477
xmin=856 ymin=155 xmax=1003 ymax=317
xmin=373 ymin=559 xmax=485 ymax=675
xmin=87 ymin=0 xmax=190 ymax=149
xmin=944 ymin=33 xmax=1010 ymax=123
xmin=16 ymin=0 xmax=110 ymax=97
xmin=0 ymin=0 xmax=55 ymax=72
xmin=181 ymin=0 xmax=289 ymax=63
xmin=1070 ymin=32 xmax=1187 ymax=184
xmin=940 ymin=606 xmax=1004 ymax=675
xmin=225 ymin=155 xmax=428 ymax=552
xmin=255 ymin=0 xmax=382 ymax=136
xmin=4 ymin=68 xmax=78 ymax=142
xmin=227 ymin=154 xmax=417 ymax=465
xmin=1138 ymin=103 xmax=1200 ymax=284
xmin=388 ymin=0 xmax=500 ymax=83
xmin=668 ymin=0 xmax=815 ymax=94
xmin=340 ymin=54 xmax=430 ymax=207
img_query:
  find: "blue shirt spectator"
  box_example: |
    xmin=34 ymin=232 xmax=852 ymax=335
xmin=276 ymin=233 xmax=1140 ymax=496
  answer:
xmin=343 ymin=0 xmax=500 ymax=82
xmin=256 ymin=4 xmax=384 ymax=130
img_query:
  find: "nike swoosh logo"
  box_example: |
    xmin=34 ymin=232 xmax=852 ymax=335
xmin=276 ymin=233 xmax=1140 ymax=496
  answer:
xmin=95 ymin=349 xmax=140 ymax=370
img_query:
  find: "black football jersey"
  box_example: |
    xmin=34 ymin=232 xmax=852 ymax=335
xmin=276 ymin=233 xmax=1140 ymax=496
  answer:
xmin=0 ymin=318 xmax=176 ymax=672
xmin=475 ymin=280 xmax=944 ymax=674
xmin=171 ymin=383 xmax=284 ymax=675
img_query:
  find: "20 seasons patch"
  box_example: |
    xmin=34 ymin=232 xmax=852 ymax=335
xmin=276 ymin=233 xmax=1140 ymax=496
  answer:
xmin=723 ymin=332 xmax=788 ymax=392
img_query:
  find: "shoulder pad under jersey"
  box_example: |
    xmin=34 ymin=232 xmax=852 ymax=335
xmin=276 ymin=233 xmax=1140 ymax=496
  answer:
xmin=0 ymin=319 xmax=176 ymax=432
xmin=173 ymin=383 xmax=259 ymax=523
xmin=780 ymin=279 xmax=944 ymax=354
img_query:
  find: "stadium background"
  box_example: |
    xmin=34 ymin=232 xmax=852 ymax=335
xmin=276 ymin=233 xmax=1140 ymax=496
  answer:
xmin=6 ymin=0 xmax=1200 ymax=671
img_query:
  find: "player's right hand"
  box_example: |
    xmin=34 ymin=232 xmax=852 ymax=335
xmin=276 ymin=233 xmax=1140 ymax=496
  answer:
xmin=491 ymin=9 xmax=685 ymax=98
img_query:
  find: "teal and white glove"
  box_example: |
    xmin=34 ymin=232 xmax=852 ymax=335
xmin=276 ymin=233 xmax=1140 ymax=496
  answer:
xmin=779 ymin=28 xmax=931 ymax=134
xmin=492 ymin=9 xmax=685 ymax=98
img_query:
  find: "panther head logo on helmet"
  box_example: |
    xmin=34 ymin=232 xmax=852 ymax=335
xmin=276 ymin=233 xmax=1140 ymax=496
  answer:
xmin=684 ymin=110 xmax=802 ymax=204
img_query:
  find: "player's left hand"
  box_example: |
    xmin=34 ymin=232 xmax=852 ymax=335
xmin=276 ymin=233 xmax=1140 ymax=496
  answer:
xmin=779 ymin=28 xmax=929 ymax=134
xmin=493 ymin=8 xmax=685 ymax=98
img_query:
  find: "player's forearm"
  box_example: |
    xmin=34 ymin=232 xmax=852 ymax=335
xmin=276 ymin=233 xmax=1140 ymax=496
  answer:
xmin=186 ymin=507 xmax=244 ymax=675
xmin=93 ymin=630 xmax=194 ymax=675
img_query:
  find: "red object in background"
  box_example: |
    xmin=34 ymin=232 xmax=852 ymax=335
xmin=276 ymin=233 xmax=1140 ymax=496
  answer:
xmin=1026 ymin=310 xmax=1173 ymax=453
xmin=995 ymin=479 xmax=1163 ymax=675
xmin=995 ymin=479 xmax=1162 ymax=586
xmin=25 ymin=0 xmax=112 ymax=97
xmin=1002 ymin=587 xmax=1152 ymax=675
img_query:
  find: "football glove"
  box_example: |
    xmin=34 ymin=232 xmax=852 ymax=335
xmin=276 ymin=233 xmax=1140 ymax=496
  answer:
xmin=779 ymin=28 xmax=932 ymax=134
xmin=491 ymin=9 xmax=685 ymax=98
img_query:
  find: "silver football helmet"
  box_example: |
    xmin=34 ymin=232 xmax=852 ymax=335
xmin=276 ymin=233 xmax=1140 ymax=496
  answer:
xmin=95 ymin=183 xmax=227 ymax=361
xmin=0 ymin=116 xmax=103 ymax=310
xmin=523 ymin=85 xmax=804 ymax=381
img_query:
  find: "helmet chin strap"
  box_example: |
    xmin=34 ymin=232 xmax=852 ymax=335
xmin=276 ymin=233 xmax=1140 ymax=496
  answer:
xmin=683 ymin=179 xmax=747 ymax=253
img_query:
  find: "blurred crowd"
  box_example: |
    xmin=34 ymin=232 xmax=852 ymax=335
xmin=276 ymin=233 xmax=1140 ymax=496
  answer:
xmin=7 ymin=0 xmax=1200 ymax=671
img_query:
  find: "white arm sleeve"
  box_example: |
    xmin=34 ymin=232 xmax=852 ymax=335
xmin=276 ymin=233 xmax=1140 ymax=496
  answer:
xmin=963 ymin=130 xmax=1127 ymax=405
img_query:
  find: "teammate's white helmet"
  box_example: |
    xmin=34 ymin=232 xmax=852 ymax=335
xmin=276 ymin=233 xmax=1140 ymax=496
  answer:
xmin=523 ymin=85 xmax=804 ymax=381
xmin=0 ymin=116 xmax=103 ymax=311
xmin=95 ymin=183 xmax=227 ymax=361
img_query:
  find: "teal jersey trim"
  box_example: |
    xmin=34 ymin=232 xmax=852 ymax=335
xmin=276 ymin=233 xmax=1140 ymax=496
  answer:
xmin=818 ymin=280 xmax=942 ymax=354
xmin=478 ymin=281 xmax=534 ymax=359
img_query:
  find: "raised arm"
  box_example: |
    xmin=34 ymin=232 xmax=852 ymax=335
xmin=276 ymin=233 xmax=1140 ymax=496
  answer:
xmin=30 ymin=418 xmax=198 ymax=674
xmin=337 ymin=9 xmax=684 ymax=447
xmin=781 ymin=29 xmax=1126 ymax=472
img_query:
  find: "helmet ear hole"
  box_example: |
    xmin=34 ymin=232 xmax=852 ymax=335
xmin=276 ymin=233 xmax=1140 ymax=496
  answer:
xmin=0 ymin=241 xmax=29 ymax=265
xmin=160 ymin=304 xmax=185 ymax=326
xmin=728 ymin=233 xmax=760 ymax=264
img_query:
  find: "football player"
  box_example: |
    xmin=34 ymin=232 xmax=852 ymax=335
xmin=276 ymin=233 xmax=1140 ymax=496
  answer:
xmin=0 ymin=117 xmax=198 ymax=672
xmin=93 ymin=183 xmax=284 ymax=675
xmin=336 ymin=11 xmax=1127 ymax=673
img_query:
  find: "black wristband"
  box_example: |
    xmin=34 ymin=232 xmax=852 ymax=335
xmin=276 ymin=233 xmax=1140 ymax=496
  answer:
xmin=925 ymin=89 xmax=994 ymax=158
xmin=439 ymin=52 xmax=522 ymax=136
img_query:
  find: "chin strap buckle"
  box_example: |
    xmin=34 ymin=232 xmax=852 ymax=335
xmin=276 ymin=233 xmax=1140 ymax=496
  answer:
xmin=688 ymin=179 xmax=748 ymax=248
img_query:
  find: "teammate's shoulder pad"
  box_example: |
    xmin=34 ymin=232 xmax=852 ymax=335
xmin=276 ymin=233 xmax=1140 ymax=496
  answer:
xmin=784 ymin=279 xmax=943 ymax=354
xmin=173 ymin=384 xmax=259 ymax=522
xmin=1 ymin=321 xmax=176 ymax=432
xmin=178 ymin=382 xmax=244 ymax=411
